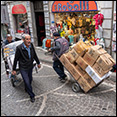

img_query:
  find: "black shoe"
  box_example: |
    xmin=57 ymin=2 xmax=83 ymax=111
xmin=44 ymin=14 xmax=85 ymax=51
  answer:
xmin=59 ymin=77 xmax=66 ymax=83
xmin=30 ymin=97 xmax=35 ymax=103
xmin=25 ymin=89 xmax=27 ymax=92
xmin=64 ymin=74 xmax=67 ymax=78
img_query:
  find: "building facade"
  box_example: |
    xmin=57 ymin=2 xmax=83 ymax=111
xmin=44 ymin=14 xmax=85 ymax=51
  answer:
xmin=3 ymin=1 xmax=116 ymax=60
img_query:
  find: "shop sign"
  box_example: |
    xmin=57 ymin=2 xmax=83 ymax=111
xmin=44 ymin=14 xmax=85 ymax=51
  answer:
xmin=52 ymin=1 xmax=98 ymax=13
xmin=12 ymin=4 xmax=27 ymax=14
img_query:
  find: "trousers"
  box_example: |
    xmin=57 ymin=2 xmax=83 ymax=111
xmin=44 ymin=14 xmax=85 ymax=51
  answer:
xmin=20 ymin=67 xmax=35 ymax=98
xmin=53 ymin=60 xmax=66 ymax=78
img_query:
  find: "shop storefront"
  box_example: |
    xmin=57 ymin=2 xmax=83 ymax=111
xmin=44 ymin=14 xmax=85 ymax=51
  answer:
xmin=5 ymin=1 xmax=116 ymax=61
xmin=11 ymin=4 xmax=30 ymax=40
xmin=51 ymin=1 xmax=102 ymax=45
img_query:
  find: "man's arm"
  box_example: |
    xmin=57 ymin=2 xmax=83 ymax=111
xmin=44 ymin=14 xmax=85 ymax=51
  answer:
xmin=12 ymin=46 xmax=20 ymax=71
xmin=31 ymin=43 xmax=40 ymax=65
xmin=51 ymin=41 xmax=61 ymax=52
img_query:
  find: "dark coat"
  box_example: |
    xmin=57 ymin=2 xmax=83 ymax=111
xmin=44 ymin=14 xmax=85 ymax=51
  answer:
xmin=13 ymin=43 xmax=40 ymax=70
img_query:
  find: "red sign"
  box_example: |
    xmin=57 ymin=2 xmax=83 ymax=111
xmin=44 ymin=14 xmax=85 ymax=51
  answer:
xmin=12 ymin=4 xmax=27 ymax=14
xmin=52 ymin=1 xmax=98 ymax=13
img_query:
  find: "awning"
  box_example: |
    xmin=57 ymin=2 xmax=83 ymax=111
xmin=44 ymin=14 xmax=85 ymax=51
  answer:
xmin=12 ymin=4 xmax=27 ymax=14
xmin=52 ymin=1 xmax=98 ymax=13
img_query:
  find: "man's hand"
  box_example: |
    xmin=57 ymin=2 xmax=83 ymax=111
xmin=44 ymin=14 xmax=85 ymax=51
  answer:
xmin=48 ymin=48 xmax=51 ymax=52
xmin=38 ymin=64 xmax=41 ymax=68
xmin=12 ymin=71 xmax=16 ymax=75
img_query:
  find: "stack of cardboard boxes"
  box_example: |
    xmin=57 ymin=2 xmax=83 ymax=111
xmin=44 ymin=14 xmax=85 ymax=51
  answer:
xmin=60 ymin=40 xmax=115 ymax=93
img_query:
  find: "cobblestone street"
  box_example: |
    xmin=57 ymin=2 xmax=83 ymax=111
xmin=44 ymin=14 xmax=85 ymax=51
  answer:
xmin=1 ymin=59 xmax=116 ymax=116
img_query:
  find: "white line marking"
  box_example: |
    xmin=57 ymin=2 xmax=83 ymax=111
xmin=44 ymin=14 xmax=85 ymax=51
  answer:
xmin=52 ymin=92 xmax=85 ymax=97
xmin=102 ymin=81 xmax=116 ymax=87
xmin=6 ymin=94 xmax=10 ymax=97
xmin=1 ymin=60 xmax=4 ymax=63
xmin=1 ymin=79 xmax=9 ymax=83
xmin=16 ymin=73 xmax=70 ymax=103
xmin=1 ymin=71 xmax=6 ymax=76
xmin=35 ymin=95 xmax=47 ymax=116
xmin=89 ymin=88 xmax=116 ymax=94
xmin=33 ymin=75 xmax=57 ymax=78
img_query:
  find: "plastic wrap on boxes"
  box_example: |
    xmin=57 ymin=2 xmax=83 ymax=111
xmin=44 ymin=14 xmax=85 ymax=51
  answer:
xmin=85 ymin=65 xmax=111 ymax=84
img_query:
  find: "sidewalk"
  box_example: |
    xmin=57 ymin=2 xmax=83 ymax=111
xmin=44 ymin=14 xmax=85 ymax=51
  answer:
xmin=35 ymin=46 xmax=53 ymax=65
xmin=35 ymin=46 xmax=116 ymax=83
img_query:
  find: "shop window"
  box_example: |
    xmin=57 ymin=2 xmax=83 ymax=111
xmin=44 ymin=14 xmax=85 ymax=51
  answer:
xmin=54 ymin=11 xmax=98 ymax=44
xmin=13 ymin=13 xmax=30 ymax=34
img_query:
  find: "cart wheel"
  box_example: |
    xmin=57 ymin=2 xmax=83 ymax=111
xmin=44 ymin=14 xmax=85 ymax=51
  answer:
xmin=72 ymin=82 xmax=81 ymax=93
xmin=11 ymin=78 xmax=15 ymax=87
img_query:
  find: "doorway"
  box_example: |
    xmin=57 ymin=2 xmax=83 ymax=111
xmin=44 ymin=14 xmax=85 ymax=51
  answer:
xmin=35 ymin=12 xmax=46 ymax=46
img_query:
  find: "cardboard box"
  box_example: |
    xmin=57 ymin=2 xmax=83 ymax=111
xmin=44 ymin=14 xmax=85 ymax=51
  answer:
xmin=85 ymin=65 xmax=111 ymax=84
xmin=83 ymin=52 xmax=96 ymax=66
xmin=60 ymin=54 xmax=80 ymax=80
xmin=66 ymin=49 xmax=79 ymax=64
xmin=85 ymin=65 xmax=102 ymax=84
xmin=104 ymin=53 xmax=112 ymax=58
xmin=60 ymin=54 xmax=70 ymax=67
xmin=83 ymin=73 xmax=96 ymax=88
xmin=88 ymin=45 xmax=107 ymax=61
xmin=92 ymin=62 xmax=112 ymax=77
xmin=73 ymin=40 xmax=88 ymax=56
xmin=77 ymin=76 xmax=92 ymax=93
xmin=109 ymin=57 xmax=116 ymax=66
xmin=75 ymin=65 xmax=86 ymax=77
xmin=76 ymin=56 xmax=88 ymax=70
xmin=68 ymin=64 xmax=81 ymax=81
xmin=103 ymin=53 xmax=115 ymax=66
xmin=96 ymin=54 xmax=113 ymax=71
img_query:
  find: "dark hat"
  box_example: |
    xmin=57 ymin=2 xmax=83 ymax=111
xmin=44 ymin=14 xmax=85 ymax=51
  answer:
xmin=53 ymin=32 xmax=60 ymax=37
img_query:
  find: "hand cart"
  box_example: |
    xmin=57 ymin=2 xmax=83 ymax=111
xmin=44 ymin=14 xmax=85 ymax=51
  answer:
xmin=54 ymin=53 xmax=111 ymax=93
xmin=3 ymin=40 xmax=38 ymax=87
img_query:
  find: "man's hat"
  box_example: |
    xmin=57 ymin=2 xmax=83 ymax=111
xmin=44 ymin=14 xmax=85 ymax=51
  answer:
xmin=53 ymin=32 xmax=60 ymax=37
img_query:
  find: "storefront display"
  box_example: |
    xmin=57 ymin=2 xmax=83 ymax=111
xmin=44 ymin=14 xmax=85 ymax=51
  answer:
xmin=54 ymin=11 xmax=98 ymax=44
xmin=51 ymin=1 xmax=101 ymax=45
xmin=12 ymin=4 xmax=30 ymax=36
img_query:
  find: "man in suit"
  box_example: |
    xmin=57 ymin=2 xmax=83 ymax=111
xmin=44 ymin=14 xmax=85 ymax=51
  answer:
xmin=12 ymin=34 xmax=41 ymax=103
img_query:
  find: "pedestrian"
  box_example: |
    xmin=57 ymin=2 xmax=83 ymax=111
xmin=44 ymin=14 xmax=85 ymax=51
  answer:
xmin=2 ymin=34 xmax=15 ymax=74
xmin=12 ymin=34 xmax=41 ymax=103
xmin=49 ymin=32 xmax=69 ymax=82
xmin=2 ymin=34 xmax=14 ymax=47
